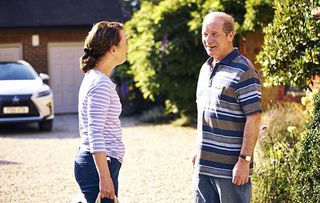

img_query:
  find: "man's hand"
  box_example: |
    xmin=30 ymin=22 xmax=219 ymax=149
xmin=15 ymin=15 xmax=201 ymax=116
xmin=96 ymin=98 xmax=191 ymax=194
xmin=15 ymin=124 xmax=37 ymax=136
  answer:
xmin=99 ymin=175 xmax=115 ymax=199
xmin=232 ymin=158 xmax=250 ymax=185
xmin=232 ymin=112 xmax=260 ymax=185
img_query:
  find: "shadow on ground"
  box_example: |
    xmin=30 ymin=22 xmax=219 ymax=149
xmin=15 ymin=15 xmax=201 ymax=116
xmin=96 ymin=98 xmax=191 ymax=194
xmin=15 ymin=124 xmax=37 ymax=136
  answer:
xmin=0 ymin=114 xmax=79 ymax=138
xmin=0 ymin=114 xmax=145 ymax=138
xmin=0 ymin=160 xmax=21 ymax=165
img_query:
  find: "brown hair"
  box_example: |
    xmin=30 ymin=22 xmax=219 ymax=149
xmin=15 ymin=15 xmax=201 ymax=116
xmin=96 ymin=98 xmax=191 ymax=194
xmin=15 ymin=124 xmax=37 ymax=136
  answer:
xmin=80 ymin=21 xmax=123 ymax=73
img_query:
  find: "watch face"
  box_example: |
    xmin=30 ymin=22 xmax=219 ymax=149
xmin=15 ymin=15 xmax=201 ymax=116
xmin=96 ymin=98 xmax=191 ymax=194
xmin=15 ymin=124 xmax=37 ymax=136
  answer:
xmin=245 ymin=156 xmax=251 ymax=162
xmin=240 ymin=154 xmax=251 ymax=162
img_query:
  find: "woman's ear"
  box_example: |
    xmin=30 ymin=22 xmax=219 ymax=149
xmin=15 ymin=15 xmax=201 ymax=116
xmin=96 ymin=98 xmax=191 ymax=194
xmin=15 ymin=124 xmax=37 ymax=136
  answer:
xmin=109 ymin=46 xmax=116 ymax=54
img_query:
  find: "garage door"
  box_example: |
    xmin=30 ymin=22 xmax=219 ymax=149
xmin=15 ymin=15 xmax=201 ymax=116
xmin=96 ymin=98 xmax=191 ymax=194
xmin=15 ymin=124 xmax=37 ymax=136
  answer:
xmin=0 ymin=44 xmax=22 ymax=61
xmin=48 ymin=43 xmax=84 ymax=113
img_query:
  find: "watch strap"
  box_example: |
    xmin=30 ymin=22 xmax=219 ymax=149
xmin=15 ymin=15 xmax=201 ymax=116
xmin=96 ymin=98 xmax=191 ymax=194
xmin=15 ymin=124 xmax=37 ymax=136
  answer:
xmin=239 ymin=154 xmax=251 ymax=162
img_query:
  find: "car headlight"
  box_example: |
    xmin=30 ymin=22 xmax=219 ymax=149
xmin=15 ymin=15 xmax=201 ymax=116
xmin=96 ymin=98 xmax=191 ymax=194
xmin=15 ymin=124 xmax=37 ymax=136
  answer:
xmin=37 ymin=90 xmax=51 ymax=97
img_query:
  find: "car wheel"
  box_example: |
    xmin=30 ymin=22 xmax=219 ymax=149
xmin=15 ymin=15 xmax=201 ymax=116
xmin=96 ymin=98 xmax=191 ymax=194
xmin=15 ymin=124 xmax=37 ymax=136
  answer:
xmin=39 ymin=119 xmax=53 ymax=131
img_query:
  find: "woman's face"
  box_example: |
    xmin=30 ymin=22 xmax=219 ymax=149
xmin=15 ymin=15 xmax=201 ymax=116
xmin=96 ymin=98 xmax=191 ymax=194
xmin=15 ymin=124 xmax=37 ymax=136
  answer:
xmin=114 ymin=29 xmax=128 ymax=65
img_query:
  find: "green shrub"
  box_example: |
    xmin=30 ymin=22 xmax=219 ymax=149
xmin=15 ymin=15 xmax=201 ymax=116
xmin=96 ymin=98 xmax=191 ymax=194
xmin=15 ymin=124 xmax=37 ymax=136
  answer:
xmin=293 ymin=91 xmax=320 ymax=203
xmin=112 ymin=64 xmax=156 ymax=116
xmin=252 ymin=102 xmax=306 ymax=203
xmin=257 ymin=0 xmax=320 ymax=87
xmin=125 ymin=0 xmax=206 ymax=119
xmin=125 ymin=0 xmax=274 ymax=120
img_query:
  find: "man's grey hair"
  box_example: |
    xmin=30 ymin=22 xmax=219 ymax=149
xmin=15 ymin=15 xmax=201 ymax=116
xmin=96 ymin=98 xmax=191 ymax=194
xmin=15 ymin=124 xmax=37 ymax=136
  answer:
xmin=204 ymin=11 xmax=235 ymax=35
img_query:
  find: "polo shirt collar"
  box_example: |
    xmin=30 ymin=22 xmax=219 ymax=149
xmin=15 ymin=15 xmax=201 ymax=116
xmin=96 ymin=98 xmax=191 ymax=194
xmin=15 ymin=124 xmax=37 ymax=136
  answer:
xmin=220 ymin=48 xmax=240 ymax=65
xmin=206 ymin=48 xmax=240 ymax=67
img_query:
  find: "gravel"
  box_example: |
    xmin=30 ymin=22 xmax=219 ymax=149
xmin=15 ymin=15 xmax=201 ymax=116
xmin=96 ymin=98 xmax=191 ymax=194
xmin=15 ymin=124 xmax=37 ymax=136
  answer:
xmin=0 ymin=114 xmax=196 ymax=203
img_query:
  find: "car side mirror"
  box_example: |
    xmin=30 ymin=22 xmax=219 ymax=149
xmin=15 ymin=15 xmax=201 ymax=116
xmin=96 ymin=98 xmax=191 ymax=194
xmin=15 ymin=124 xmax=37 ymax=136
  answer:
xmin=39 ymin=73 xmax=50 ymax=81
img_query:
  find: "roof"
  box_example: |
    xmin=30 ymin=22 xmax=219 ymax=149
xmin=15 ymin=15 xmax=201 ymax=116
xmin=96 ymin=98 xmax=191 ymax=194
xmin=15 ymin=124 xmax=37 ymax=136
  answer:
xmin=0 ymin=0 xmax=129 ymax=28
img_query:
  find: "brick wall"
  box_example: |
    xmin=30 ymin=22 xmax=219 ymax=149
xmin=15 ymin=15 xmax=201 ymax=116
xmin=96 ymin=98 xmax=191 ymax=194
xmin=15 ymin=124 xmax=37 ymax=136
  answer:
xmin=310 ymin=75 xmax=320 ymax=89
xmin=0 ymin=27 xmax=89 ymax=73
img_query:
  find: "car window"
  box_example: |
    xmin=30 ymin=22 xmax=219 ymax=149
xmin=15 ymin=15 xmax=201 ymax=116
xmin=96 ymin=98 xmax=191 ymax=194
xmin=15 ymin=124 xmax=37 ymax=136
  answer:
xmin=0 ymin=63 xmax=37 ymax=80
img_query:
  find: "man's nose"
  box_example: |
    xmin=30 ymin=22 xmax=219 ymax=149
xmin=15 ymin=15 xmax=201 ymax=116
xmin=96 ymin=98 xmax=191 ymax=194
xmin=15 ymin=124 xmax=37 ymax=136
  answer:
xmin=206 ymin=34 xmax=214 ymax=42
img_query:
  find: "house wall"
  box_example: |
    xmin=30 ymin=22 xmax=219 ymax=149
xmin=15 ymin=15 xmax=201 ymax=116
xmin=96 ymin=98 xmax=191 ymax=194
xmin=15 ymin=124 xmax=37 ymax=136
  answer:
xmin=0 ymin=27 xmax=89 ymax=74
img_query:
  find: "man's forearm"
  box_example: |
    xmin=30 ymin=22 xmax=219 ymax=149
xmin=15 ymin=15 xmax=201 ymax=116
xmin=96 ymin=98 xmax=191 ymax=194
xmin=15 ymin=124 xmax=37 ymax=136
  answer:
xmin=240 ymin=112 xmax=261 ymax=156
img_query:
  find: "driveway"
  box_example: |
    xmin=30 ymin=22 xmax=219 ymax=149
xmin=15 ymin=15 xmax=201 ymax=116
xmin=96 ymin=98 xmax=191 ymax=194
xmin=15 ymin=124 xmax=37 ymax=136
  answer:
xmin=0 ymin=114 xmax=79 ymax=138
xmin=0 ymin=114 xmax=196 ymax=203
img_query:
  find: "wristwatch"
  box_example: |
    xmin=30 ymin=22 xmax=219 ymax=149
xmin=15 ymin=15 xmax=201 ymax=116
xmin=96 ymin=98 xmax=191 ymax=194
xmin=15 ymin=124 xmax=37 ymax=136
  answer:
xmin=239 ymin=154 xmax=251 ymax=162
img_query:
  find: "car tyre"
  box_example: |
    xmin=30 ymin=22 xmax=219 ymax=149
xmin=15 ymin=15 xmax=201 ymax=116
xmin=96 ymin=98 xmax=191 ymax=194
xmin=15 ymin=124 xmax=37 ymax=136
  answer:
xmin=39 ymin=119 xmax=53 ymax=131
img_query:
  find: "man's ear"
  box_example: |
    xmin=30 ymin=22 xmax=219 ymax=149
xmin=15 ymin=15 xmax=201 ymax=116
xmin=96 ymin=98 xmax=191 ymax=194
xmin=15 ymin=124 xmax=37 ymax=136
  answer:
xmin=228 ymin=31 xmax=235 ymax=42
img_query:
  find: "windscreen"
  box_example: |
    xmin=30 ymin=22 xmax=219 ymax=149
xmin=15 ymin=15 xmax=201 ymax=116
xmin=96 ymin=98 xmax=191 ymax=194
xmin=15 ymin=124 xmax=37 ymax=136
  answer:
xmin=0 ymin=63 xmax=37 ymax=80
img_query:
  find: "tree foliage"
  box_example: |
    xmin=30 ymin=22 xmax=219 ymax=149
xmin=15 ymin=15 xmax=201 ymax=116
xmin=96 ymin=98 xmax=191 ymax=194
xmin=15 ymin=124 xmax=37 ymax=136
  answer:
xmin=257 ymin=0 xmax=320 ymax=87
xmin=242 ymin=0 xmax=274 ymax=32
xmin=293 ymin=90 xmax=320 ymax=203
xmin=125 ymin=0 xmax=273 ymax=118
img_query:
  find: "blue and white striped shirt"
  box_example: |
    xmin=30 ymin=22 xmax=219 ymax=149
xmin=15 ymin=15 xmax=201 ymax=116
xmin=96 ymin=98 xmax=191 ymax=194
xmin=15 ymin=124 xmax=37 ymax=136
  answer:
xmin=78 ymin=69 xmax=125 ymax=163
xmin=196 ymin=48 xmax=261 ymax=179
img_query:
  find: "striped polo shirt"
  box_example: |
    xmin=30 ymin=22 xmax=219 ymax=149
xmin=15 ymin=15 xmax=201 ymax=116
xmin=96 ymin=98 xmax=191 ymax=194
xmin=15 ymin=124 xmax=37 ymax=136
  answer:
xmin=78 ymin=69 xmax=125 ymax=163
xmin=196 ymin=48 xmax=261 ymax=179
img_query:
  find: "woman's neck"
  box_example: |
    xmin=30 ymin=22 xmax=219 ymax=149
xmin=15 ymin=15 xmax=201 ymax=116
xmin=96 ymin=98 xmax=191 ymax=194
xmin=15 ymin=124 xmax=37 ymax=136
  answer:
xmin=94 ymin=55 xmax=116 ymax=76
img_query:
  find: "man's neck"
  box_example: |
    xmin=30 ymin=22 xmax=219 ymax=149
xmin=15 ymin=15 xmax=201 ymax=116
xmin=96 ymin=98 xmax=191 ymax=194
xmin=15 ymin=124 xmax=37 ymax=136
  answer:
xmin=214 ymin=46 xmax=234 ymax=61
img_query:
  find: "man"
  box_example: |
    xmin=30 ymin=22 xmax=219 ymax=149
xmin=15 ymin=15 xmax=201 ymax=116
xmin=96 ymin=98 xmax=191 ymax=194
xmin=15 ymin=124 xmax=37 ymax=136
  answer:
xmin=193 ymin=11 xmax=261 ymax=203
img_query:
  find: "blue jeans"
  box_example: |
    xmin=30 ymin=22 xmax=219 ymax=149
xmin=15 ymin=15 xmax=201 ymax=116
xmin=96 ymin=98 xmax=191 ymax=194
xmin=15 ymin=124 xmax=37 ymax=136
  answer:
xmin=194 ymin=174 xmax=252 ymax=203
xmin=74 ymin=150 xmax=121 ymax=203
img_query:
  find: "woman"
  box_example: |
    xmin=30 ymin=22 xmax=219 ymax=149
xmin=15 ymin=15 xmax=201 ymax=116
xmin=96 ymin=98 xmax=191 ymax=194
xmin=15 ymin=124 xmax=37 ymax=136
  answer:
xmin=74 ymin=21 xmax=128 ymax=203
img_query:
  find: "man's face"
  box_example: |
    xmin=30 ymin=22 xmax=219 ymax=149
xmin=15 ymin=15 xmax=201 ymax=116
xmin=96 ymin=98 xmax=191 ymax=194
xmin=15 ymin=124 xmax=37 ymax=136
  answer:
xmin=202 ymin=17 xmax=234 ymax=61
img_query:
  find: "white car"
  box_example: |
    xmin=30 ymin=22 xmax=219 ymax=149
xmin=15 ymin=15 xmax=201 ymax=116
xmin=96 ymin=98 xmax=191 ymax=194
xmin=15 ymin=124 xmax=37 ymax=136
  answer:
xmin=0 ymin=60 xmax=54 ymax=131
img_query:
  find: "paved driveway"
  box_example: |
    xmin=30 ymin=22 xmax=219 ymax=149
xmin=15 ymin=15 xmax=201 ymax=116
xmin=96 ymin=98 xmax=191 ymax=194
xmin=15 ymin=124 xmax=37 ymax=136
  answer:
xmin=0 ymin=114 xmax=196 ymax=203
xmin=0 ymin=114 xmax=81 ymax=203
xmin=0 ymin=114 xmax=79 ymax=138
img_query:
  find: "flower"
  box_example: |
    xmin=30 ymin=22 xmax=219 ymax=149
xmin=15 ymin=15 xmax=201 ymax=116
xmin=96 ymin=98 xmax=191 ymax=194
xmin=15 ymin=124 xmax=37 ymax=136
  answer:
xmin=301 ymin=96 xmax=308 ymax=106
xmin=312 ymin=6 xmax=320 ymax=19
xmin=161 ymin=33 xmax=168 ymax=50
xmin=287 ymin=126 xmax=297 ymax=134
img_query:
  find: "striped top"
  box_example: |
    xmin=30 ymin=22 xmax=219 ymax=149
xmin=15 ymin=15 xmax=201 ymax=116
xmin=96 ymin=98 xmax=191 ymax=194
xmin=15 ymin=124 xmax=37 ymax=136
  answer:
xmin=78 ymin=69 xmax=125 ymax=163
xmin=196 ymin=48 xmax=261 ymax=179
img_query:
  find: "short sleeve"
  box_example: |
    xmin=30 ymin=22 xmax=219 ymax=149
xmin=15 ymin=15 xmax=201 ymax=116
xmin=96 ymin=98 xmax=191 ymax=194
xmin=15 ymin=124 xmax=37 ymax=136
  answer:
xmin=235 ymin=68 xmax=261 ymax=115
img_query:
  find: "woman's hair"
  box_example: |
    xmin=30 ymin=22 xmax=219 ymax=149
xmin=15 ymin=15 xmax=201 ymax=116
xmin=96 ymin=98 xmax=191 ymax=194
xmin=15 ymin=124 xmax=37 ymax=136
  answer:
xmin=80 ymin=21 xmax=123 ymax=73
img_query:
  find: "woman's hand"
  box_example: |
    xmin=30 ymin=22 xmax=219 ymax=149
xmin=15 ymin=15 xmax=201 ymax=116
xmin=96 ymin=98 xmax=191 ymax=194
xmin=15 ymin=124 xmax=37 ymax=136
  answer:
xmin=99 ymin=175 xmax=115 ymax=199
xmin=92 ymin=152 xmax=114 ymax=199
